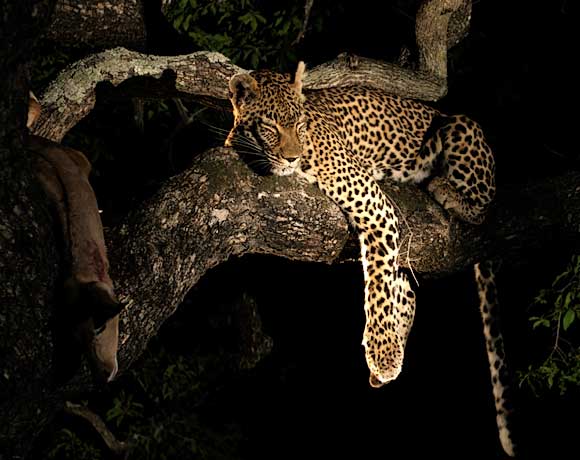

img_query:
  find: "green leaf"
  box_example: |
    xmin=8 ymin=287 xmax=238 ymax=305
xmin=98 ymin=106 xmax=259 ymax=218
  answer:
xmin=238 ymin=12 xmax=252 ymax=25
xmin=563 ymin=309 xmax=575 ymax=331
xmin=217 ymin=11 xmax=230 ymax=25
xmin=530 ymin=316 xmax=550 ymax=329
xmin=552 ymin=270 xmax=570 ymax=288
xmin=243 ymin=48 xmax=253 ymax=60
xmin=574 ymin=255 xmax=580 ymax=274
xmin=250 ymin=51 xmax=259 ymax=69
xmin=254 ymin=12 xmax=267 ymax=24
xmin=173 ymin=14 xmax=184 ymax=30
xmin=533 ymin=291 xmax=548 ymax=305
xmin=183 ymin=14 xmax=193 ymax=31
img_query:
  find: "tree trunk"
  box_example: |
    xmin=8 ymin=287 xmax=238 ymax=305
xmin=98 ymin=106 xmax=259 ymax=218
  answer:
xmin=0 ymin=1 xmax=64 ymax=457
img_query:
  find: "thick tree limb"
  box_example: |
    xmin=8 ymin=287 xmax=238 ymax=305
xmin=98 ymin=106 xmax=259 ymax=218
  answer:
xmin=108 ymin=148 xmax=349 ymax=369
xmin=0 ymin=1 xmax=61 ymax=457
xmin=303 ymin=56 xmax=444 ymax=99
xmin=108 ymin=148 xmax=580 ymax=371
xmin=416 ymin=0 xmax=467 ymax=82
xmin=32 ymin=0 xmax=472 ymax=141
xmin=32 ymin=48 xmax=243 ymax=142
xmin=32 ymin=48 xmax=445 ymax=144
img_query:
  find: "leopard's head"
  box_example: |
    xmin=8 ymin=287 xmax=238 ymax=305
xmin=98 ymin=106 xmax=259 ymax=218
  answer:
xmin=225 ymin=62 xmax=307 ymax=176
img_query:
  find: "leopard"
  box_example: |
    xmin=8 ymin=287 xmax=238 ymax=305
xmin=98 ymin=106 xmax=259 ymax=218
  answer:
xmin=225 ymin=62 xmax=514 ymax=457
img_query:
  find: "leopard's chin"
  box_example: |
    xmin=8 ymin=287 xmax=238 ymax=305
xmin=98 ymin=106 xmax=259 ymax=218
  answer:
xmin=272 ymin=161 xmax=300 ymax=177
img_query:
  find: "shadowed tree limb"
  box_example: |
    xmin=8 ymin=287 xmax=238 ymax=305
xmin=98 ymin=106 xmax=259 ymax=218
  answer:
xmin=64 ymin=401 xmax=127 ymax=456
xmin=31 ymin=49 xmax=244 ymax=142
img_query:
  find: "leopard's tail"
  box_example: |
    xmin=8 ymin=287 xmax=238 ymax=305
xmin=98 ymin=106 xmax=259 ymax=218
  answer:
xmin=474 ymin=261 xmax=517 ymax=457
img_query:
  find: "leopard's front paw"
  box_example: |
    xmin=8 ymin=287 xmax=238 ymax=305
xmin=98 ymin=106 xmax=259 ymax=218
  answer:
xmin=428 ymin=177 xmax=460 ymax=210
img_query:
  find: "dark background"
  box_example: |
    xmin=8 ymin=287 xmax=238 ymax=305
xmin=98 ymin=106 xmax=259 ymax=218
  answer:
xmin=30 ymin=1 xmax=579 ymax=459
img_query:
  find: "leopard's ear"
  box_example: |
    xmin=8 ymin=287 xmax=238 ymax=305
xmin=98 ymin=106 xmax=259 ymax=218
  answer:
xmin=229 ymin=72 xmax=259 ymax=108
xmin=292 ymin=61 xmax=306 ymax=95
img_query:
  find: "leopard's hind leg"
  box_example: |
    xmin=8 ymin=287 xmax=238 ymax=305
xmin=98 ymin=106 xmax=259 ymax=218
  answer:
xmin=424 ymin=115 xmax=496 ymax=224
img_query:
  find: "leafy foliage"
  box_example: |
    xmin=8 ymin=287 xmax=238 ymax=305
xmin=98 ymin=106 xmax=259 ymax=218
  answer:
xmin=518 ymin=255 xmax=580 ymax=395
xmin=47 ymin=429 xmax=102 ymax=460
xmin=165 ymin=0 xmax=322 ymax=69
xmin=112 ymin=344 xmax=241 ymax=460
xmin=38 ymin=340 xmax=242 ymax=460
xmin=106 ymin=391 xmax=144 ymax=429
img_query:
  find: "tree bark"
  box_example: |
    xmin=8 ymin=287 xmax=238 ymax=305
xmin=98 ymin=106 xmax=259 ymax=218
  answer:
xmin=31 ymin=0 xmax=473 ymax=142
xmin=416 ymin=0 xmax=467 ymax=82
xmin=110 ymin=147 xmax=580 ymax=370
xmin=32 ymin=48 xmax=244 ymax=142
xmin=0 ymin=0 xmax=63 ymax=457
xmin=32 ymin=46 xmax=450 ymax=144
xmin=46 ymin=0 xmax=146 ymax=50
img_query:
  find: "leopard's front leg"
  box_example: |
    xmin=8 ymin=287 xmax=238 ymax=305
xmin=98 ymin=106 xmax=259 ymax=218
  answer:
xmin=314 ymin=156 xmax=416 ymax=387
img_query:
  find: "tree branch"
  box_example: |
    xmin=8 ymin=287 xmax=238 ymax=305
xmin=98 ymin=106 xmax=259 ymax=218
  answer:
xmin=64 ymin=401 xmax=127 ymax=456
xmin=416 ymin=0 xmax=466 ymax=84
xmin=292 ymin=0 xmax=315 ymax=45
xmin=32 ymin=0 xmax=473 ymax=142
xmin=108 ymin=148 xmax=580 ymax=371
xmin=32 ymin=48 xmax=244 ymax=142
xmin=303 ymin=55 xmax=444 ymax=100
xmin=446 ymin=0 xmax=472 ymax=48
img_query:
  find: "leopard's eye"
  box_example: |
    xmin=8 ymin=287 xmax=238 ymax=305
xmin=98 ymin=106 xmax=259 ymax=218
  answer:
xmin=259 ymin=121 xmax=278 ymax=134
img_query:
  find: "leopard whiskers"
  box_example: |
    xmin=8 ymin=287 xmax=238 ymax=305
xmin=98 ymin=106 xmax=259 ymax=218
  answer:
xmin=201 ymin=122 xmax=260 ymax=151
xmin=383 ymin=191 xmax=419 ymax=287
xmin=200 ymin=121 xmax=231 ymax=139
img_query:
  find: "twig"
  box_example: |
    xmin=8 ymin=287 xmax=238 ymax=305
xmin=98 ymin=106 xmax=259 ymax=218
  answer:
xmin=550 ymin=311 xmax=563 ymax=358
xmin=383 ymin=190 xmax=420 ymax=287
xmin=292 ymin=0 xmax=314 ymax=45
xmin=172 ymin=98 xmax=191 ymax=125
